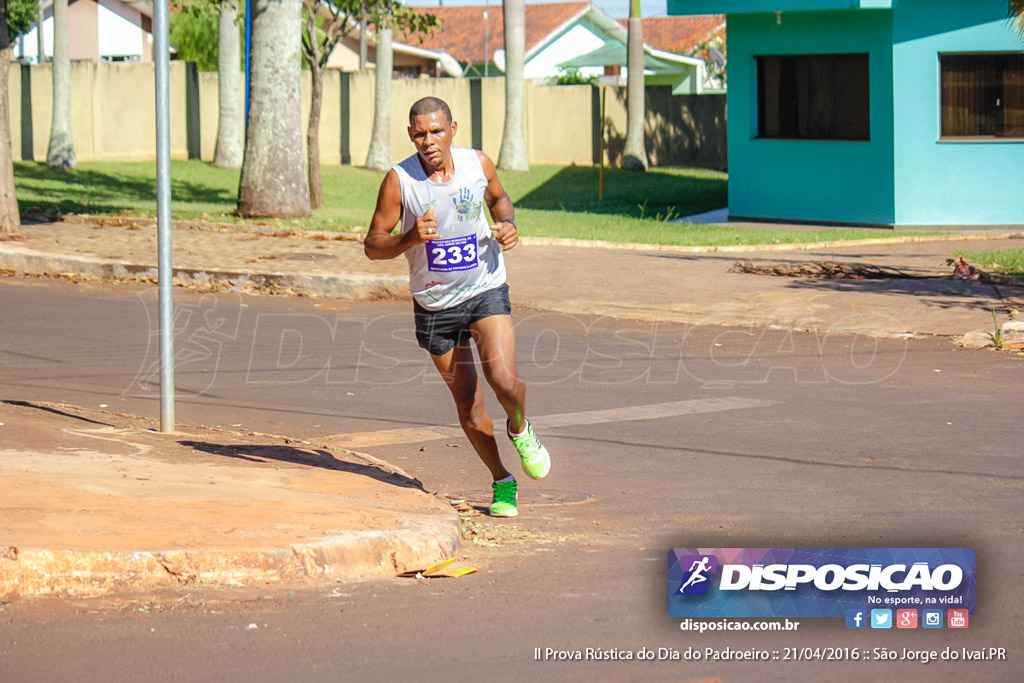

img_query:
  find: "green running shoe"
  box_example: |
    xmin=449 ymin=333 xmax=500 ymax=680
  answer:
xmin=508 ymin=421 xmax=551 ymax=480
xmin=490 ymin=479 xmax=518 ymax=517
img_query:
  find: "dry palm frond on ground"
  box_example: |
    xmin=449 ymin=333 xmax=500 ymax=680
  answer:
xmin=729 ymin=261 xmax=920 ymax=279
xmin=731 ymin=258 xmax=1024 ymax=287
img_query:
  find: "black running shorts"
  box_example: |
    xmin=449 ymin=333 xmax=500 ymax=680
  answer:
xmin=413 ymin=284 xmax=512 ymax=356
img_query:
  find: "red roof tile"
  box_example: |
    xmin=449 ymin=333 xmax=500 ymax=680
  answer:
xmin=618 ymin=15 xmax=726 ymax=54
xmin=403 ymin=2 xmax=591 ymax=63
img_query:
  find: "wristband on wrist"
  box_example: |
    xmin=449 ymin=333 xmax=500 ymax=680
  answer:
xmin=502 ymin=218 xmax=516 ymax=229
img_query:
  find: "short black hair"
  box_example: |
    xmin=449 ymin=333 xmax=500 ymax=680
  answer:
xmin=409 ymin=97 xmax=453 ymax=124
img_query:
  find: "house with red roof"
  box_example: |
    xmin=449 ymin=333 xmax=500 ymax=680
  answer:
xmin=406 ymin=2 xmax=725 ymax=92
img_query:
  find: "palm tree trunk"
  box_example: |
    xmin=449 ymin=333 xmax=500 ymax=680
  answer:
xmin=213 ymin=3 xmax=243 ymax=169
xmin=358 ymin=7 xmax=367 ymax=71
xmin=498 ymin=0 xmax=528 ymax=171
xmin=622 ymin=0 xmax=647 ymax=171
xmin=365 ymin=27 xmax=393 ymax=172
xmin=36 ymin=4 xmax=45 ymax=63
xmin=307 ymin=62 xmax=324 ymax=209
xmin=237 ymin=0 xmax=310 ymax=218
xmin=0 ymin=24 xmax=20 ymax=237
xmin=47 ymin=0 xmax=76 ymax=169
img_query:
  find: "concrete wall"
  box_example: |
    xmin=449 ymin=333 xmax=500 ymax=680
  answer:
xmin=605 ymin=85 xmax=727 ymax=169
xmin=891 ymin=0 xmax=1023 ymax=226
xmin=723 ymin=10 xmax=896 ymax=225
xmin=9 ymin=62 xmax=191 ymax=162
xmin=8 ymin=62 xmax=726 ymax=169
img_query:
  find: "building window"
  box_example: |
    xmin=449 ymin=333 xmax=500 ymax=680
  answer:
xmin=756 ymin=53 xmax=870 ymax=141
xmin=940 ymin=53 xmax=1024 ymax=138
xmin=393 ymin=66 xmax=422 ymax=79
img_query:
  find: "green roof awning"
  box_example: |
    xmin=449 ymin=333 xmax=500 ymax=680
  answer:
xmin=559 ymin=41 xmax=680 ymax=72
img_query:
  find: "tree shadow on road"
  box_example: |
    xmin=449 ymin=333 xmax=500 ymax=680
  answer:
xmin=179 ymin=440 xmax=425 ymax=491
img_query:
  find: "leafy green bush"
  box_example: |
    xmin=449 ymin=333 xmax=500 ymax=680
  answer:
xmin=553 ymin=67 xmax=599 ymax=86
xmin=6 ymin=0 xmax=40 ymax=38
xmin=170 ymin=3 xmax=221 ymax=71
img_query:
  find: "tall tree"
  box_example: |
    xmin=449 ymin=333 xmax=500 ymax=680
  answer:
xmin=622 ymin=0 xmax=647 ymax=170
xmin=46 ymin=0 xmax=75 ymax=168
xmin=301 ymin=0 xmax=347 ymax=204
xmin=169 ymin=1 xmax=220 ymax=70
xmin=363 ymin=5 xmax=439 ymax=174
xmin=497 ymin=0 xmax=528 ymax=171
xmin=237 ymin=0 xmax=310 ymax=217
xmin=213 ymin=2 xmax=243 ymax=168
xmin=170 ymin=1 xmax=244 ymax=167
xmin=364 ymin=25 xmax=393 ymax=172
xmin=1011 ymin=0 xmax=1024 ymax=38
xmin=1 ymin=0 xmax=39 ymax=238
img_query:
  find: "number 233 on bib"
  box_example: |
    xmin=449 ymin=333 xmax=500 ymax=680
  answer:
xmin=426 ymin=234 xmax=479 ymax=272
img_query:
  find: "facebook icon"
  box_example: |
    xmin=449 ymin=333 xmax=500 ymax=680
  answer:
xmin=845 ymin=609 xmax=867 ymax=629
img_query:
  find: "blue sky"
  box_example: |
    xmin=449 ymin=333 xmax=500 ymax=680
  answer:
xmin=408 ymin=1 xmax=672 ymax=20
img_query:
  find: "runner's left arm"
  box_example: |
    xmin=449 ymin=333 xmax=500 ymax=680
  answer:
xmin=477 ymin=151 xmax=518 ymax=252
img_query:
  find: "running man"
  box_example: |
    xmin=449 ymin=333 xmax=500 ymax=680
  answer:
xmin=364 ymin=96 xmax=550 ymax=518
xmin=679 ymin=556 xmax=712 ymax=593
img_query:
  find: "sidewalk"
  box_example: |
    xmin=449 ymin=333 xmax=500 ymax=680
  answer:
xmin=2 ymin=219 xmax=1022 ymax=599
xmin=2 ymin=218 xmax=1023 ymax=338
xmin=512 ymin=233 xmax=1024 ymax=340
xmin=0 ymin=400 xmax=460 ymax=599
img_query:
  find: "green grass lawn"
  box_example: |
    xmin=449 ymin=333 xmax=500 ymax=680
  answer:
xmin=957 ymin=248 xmax=1024 ymax=276
xmin=13 ymin=160 xmax=381 ymax=230
xmin=14 ymin=160 xmax=939 ymax=247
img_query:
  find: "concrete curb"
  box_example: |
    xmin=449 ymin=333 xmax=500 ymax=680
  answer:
xmin=519 ymin=231 xmax=1024 ymax=255
xmin=5 ymin=230 xmax=1024 ymax=299
xmin=50 ymin=214 xmax=1024 ymax=253
xmin=0 ymin=514 xmax=460 ymax=599
xmin=0 ymin=243 xmax=409 ymax=300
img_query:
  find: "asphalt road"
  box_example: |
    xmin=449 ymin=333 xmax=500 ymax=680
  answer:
xmin=1 ymin=276 xmax=1022 ymax=682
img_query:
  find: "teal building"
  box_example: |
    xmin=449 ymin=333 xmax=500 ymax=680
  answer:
xmin=668 ymin=0 xmax=1024 ymax=227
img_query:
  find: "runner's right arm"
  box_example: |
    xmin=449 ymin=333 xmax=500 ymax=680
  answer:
xmin=364 ymin=170 xmax=440 ymax=260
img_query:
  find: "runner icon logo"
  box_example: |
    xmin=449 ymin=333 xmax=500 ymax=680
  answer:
xmin=677 ymin=555 xmax=719 ymax=596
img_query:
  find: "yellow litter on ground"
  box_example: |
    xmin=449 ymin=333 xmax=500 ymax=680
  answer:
xmin=398 ymin=558 xmax=480 ymax=579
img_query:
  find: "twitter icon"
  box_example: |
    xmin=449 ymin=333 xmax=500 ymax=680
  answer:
xmin=870 ymin=609 xmax=893 ymax=629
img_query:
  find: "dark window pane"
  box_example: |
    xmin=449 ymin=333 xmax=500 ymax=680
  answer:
xmin=756 ymin=53 xmax=870 ymax=141
xmin=941 ymin=53 xmax=1024 ymax=138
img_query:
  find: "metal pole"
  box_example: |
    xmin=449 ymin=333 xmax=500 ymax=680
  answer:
xmin=599 ymin=84 xmax=606 ymax=201
xmin=245 ymin=0 xmax=252 ymax=122
xmin=153 ymin=0 xmax=175 ymax=432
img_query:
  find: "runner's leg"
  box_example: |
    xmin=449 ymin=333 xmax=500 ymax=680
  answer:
xmin=470 ymin=314 xmax=526 ymax=434
xmin=430 ymin=339 xmax=512 ymax=481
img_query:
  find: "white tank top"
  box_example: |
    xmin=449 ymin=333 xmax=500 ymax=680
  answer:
xmin=393 ymin=147 xmax=506 ymax=310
